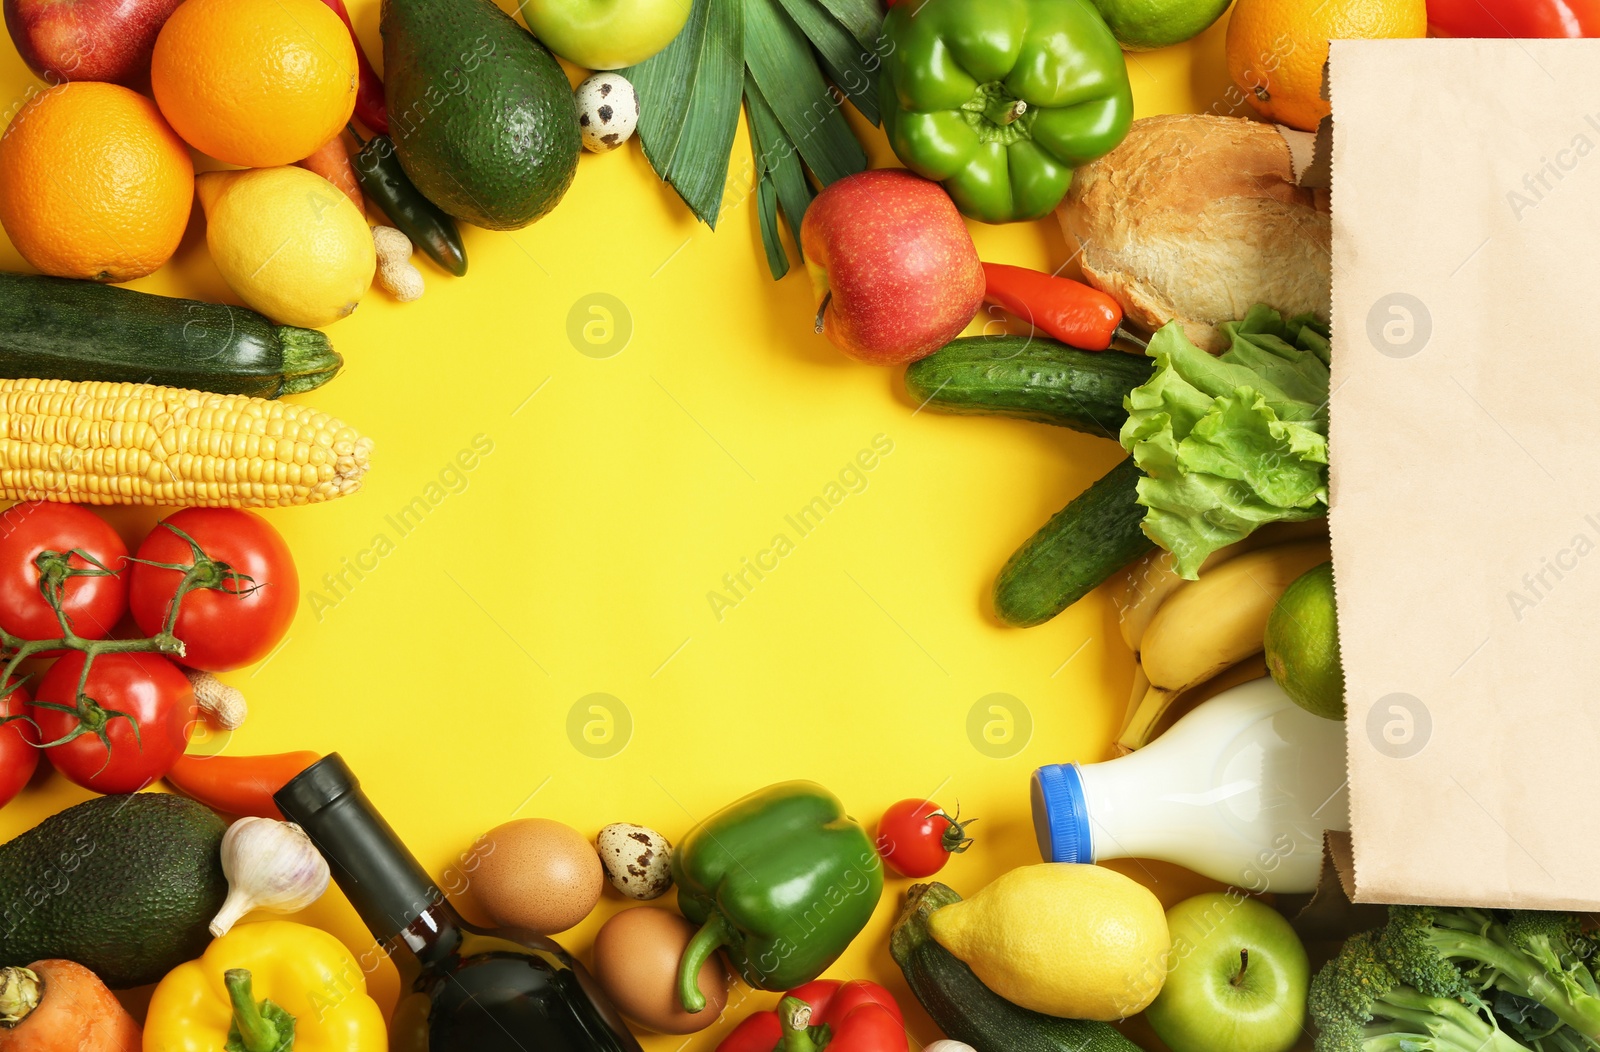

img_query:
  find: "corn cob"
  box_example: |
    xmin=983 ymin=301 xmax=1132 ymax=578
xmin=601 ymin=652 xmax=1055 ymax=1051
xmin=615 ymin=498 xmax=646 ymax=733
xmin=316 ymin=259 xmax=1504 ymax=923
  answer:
xmin=0 ymin=378 xmax=371 ymax=507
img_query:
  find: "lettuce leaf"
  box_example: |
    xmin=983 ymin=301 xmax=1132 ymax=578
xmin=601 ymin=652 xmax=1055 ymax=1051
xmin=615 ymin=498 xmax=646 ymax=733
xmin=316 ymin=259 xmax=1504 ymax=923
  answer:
xmin=1119 ymin=305 xmax=1332 ymax=578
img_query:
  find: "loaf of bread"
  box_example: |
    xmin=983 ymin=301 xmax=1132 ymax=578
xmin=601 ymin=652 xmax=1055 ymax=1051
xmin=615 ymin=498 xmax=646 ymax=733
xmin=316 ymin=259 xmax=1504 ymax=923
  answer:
xmin=1057 ymin=113 xmax=1331 ymax=352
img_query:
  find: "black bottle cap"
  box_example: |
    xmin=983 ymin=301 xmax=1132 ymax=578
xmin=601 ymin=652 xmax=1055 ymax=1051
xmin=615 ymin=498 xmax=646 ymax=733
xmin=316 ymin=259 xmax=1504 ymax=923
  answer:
xmin=275 ymin=753 xmax=443 ymax=943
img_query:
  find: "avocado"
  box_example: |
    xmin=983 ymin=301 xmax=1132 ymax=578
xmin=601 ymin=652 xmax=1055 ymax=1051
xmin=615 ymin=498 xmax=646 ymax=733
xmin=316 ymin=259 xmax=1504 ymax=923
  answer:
xmin=0 ymin=794 xmax=226 ymax=987
xmin=382 ymin=0 xmax=581 ymax=230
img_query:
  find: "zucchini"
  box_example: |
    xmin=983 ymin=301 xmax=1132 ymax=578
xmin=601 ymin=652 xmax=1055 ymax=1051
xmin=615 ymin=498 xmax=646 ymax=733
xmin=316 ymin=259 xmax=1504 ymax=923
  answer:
xmin=995 ymin=457 xmax=1155 ymax=627
xmin=0 ymin=272 xmax=342 ymax=398
xmin=904 ymin=335 xmax=1152 ymax=439
xmin=891 ymin=882 xmax=1141 ymax=1052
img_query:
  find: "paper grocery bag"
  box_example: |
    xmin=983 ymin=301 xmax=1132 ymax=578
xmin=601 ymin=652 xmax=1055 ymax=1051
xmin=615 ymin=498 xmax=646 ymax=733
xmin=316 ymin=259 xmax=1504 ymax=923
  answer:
xmin=1328 ymin=38 xmax=1600 ymax=910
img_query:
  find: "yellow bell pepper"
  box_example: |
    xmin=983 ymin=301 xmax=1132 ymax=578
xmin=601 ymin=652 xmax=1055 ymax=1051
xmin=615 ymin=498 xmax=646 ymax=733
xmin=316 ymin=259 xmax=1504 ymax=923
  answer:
xmin=144 ymin=921 xmax=386 ymax=1052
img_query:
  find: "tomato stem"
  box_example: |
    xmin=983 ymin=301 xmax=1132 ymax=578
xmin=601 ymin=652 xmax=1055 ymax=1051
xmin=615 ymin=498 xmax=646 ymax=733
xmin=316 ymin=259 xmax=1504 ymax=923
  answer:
xmin=4 ymin=523 xmax=256 ymax=762
xmin=937 ymin=804 xmax=978 ymax=856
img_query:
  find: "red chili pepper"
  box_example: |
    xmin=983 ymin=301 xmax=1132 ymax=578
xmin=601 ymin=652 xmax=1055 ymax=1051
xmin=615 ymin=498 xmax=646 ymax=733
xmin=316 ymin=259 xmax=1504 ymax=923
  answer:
xmin=981 ymin=262 xmax=1123 ymax=351
xmin=165 ymin=750 xmax=321 ymax=819
xmin=1428 ymin=0 xmax=1600 ymax=36
xmin=717 ymin=981 xmax=907 ymax=1052
xmin=315 ymin=0 xmax=389 ymax=134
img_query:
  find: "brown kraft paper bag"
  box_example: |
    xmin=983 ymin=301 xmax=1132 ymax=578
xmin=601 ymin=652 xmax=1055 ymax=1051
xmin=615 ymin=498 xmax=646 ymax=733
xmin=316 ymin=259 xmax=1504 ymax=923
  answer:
xmin=1328 ymin=37 xmax=1600 ymax=909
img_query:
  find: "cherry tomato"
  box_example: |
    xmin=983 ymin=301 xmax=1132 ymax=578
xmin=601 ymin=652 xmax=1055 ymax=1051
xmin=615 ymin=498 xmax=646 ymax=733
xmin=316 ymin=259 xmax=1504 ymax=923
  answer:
xmin=0 ymin=682 xmax=37 ymax=808
xmin=128 ymin=509 xmax=299 ymax=672
xmin=32 ymin=652 xmax=196 ymax=794
xmin=0 ymin=502 xmax=127 ymax=643
xmin=875 ymin=799 xmax=976 ymax=878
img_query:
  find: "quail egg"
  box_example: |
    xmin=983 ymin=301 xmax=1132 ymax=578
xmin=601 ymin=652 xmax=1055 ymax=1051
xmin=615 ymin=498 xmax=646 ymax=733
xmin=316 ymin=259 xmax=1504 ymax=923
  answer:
xmin=574 ymin=73 xmax=640 ymax=154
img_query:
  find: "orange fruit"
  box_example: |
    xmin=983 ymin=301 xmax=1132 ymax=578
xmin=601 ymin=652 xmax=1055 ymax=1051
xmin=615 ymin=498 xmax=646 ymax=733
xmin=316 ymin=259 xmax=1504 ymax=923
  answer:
xmin=1225 ymin=0 xmax=1426 ymax=131
xmin=0 ymin=82 xmax=194 ymax=283
xmin=151 ymin=0 xmax=358 ymax=168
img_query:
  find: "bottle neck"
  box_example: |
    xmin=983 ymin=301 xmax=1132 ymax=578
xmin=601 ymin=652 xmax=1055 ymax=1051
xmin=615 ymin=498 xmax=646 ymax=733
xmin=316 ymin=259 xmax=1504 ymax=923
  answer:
xmin=390 ymin=897 xmax=468 ymax=970
xmin=275 ymin=755 xmax=445 ymax=945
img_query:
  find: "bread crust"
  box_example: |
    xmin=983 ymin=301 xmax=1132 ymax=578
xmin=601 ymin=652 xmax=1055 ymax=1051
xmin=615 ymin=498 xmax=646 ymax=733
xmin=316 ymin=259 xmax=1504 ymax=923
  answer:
xmin=1058 ymin=113 xmax=1331 ymax=352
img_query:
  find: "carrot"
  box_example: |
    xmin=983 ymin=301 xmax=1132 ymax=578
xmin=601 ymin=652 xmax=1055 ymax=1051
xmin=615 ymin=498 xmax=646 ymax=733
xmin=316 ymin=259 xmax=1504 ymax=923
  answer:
xmin=0 ymin=960 xmax=140 ymax=1052
xmin=297 ymin=133 xmax=365 ymax=214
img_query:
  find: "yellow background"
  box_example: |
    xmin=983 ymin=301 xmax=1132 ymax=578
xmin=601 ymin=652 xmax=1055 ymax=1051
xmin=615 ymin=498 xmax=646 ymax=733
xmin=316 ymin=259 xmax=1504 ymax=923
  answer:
xmin=0 ymin=9 xmax=1239 ymax=1049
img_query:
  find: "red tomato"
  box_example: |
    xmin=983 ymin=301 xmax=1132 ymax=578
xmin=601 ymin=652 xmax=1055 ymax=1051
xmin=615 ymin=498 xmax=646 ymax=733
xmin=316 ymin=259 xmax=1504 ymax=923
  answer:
xmin=128 ymin=509 xmax=299 ymax=672
xmin=32 ymin=652 xmax=196 ymax=794
xmin=1428 ymin=0 xmax=1600 ymax=36
xmin=875 ymin=799 xmax=975 ymax=878
xmin=0 ymin=502 xmax=128 ymax=643
xmin=0 ymin=683 xmax=37 ymax=808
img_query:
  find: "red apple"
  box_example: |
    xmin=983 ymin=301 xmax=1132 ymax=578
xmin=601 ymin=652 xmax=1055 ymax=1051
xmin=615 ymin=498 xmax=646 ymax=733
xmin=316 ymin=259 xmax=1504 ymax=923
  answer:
xmin=800 ymin=168 xmax=984 ymax=365
xmin=4 ymin=0 xmax=185 ymax=85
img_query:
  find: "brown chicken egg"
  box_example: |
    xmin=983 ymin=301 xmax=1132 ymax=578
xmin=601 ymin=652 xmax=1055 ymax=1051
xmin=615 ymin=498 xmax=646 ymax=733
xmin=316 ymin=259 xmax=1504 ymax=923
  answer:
xmin=592 ymin=907 xmax=728 ymax=1034
xmin=470 ymin=818 xmax=604 ymax=934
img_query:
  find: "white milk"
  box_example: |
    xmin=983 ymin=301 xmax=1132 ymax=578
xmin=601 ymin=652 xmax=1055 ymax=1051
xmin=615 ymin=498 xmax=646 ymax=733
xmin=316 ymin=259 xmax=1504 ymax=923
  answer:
xmin=1031 ymin=677 xmax=1350 ymax=893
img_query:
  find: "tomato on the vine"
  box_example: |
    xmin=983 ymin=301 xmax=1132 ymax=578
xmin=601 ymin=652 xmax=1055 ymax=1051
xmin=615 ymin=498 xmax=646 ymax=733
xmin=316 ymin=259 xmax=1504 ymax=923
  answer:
xmin=0 ymin=501 xmax=127 ymax=642
xmin=0 ymin=682 xmax=37 ymax=808
xmin=128 ymin=508 xmax=299 ymax=672
xmin=31 ymin=652 xmax=196 ymax=794
xmin=876 ymin=799 xmax=976 ymax=878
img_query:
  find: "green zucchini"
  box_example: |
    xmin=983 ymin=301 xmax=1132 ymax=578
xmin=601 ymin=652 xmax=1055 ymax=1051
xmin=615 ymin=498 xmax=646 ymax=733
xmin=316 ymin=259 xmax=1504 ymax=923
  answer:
xmin=995 ymin=457 xmax=1154 ymax=628
xmin=891 ymin=882 xmax=1142 ymax=1052
xmin=904 ymin=335 xmax=1152 ymax=439
xmin=0 ymin=272 xmax=343 ymax=398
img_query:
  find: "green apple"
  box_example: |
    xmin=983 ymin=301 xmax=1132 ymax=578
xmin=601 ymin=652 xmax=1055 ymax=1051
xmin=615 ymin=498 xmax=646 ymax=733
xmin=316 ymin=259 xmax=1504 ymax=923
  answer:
xmin=516 ymin=0 xmax=690 ymax=70
xmin=1144 ymin=893 xmax=1309 ymax=1052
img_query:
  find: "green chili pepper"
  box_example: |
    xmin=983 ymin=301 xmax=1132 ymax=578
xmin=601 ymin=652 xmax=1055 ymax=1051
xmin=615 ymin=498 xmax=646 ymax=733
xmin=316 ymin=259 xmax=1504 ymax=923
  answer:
xmin=672 ymin=781 xmax=883 ymax=1012
xmin=348 ymin=128 xmax=467 ymax=277
xmin=881 ymin=0 xmax=1133 ymax=223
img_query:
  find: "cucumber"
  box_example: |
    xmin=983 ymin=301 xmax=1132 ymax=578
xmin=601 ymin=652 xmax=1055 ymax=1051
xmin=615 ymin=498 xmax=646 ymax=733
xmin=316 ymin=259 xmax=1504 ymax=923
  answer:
xmin=0 ymin=793 xmax=227 ymax=988
xmin=904 ymin=336 xmax=1152 ymax=439
xmin=891 ymin=882 xmax=1142 ymax=1052
xmin=0 ymin=272 xmax=343 ymax=398
xmin=995 ymin=457 xmax=1155 ymax=627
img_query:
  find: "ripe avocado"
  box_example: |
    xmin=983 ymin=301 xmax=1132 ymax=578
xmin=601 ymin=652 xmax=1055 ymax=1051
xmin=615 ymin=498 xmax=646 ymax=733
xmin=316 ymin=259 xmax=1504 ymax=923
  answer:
xmin=382 ymin=0 xmax=581 ymax=230
xmin=0 ymin=794 xmax=226 ymax=988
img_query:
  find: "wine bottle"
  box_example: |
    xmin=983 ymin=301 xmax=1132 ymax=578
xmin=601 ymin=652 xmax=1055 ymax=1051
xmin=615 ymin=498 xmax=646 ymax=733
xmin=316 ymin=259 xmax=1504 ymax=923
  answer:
xmin=276 ymin=754 xmax=643 ymax=1052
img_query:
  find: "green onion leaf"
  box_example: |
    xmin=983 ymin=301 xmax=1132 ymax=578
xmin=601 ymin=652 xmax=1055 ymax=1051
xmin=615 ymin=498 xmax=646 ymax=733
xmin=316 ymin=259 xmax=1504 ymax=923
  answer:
xmin=624 ymin=0 xmax=745 ymax=226
xmin=771 ymin=0 xmax=879 ymax=124
xmin=743 ymin=0 xmax=865 ymax=188
xmin=745 ymin=75 xmax=813 ymax=265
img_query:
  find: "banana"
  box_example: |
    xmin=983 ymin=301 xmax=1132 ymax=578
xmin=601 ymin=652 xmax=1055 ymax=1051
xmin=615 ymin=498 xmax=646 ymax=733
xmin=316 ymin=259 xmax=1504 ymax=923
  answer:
xmin=1117 ymin=662 xmax=1151 ymax=746
xmin=1115 ymin=654 xmax=1268 ymax=755
xmin=1118 ymin=539 xmax=1331 ymax=751
xmin=1111 ymin=518 xmax=1331 ymax=654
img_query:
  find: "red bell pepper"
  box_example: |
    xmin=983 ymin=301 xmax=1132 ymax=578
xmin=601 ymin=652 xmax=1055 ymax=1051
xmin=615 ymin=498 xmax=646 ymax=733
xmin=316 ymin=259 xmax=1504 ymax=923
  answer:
xmin=981 ymin=262 xmax=1123 ymax=351
xmin=313 ymin=0 xmax=389 ymax=133
xmin=717 ymin=981 xmax=907 ymax=1052
xmin=1428 ymin=0 xmax=1600 ymax=36
xmin=165 ymin=750 xmax=321 ymax=819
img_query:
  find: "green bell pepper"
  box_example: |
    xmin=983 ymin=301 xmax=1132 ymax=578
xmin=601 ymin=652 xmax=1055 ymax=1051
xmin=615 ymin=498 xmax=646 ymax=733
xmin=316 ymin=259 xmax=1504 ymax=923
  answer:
xmin=673 ymin=781 xmax=883 ymax=1012
xmin=881 ymin=0 xmax=1134 ymax=223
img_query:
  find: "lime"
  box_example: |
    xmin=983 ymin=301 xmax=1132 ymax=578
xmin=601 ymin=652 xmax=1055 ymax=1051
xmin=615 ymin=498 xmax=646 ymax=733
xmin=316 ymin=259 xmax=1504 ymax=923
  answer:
xmin=1264 ymin=561 xmax=1346 ymax=719
xmin=1089 ymin=0 xmax=1234 ymax=51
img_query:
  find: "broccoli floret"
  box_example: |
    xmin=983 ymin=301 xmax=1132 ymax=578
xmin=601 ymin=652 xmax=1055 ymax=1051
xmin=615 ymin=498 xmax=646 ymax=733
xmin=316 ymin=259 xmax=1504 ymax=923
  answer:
xmin=1505 ymin=912 xmax=1600 ymax=999
xmin=1377 ymin=906 xmax=1600 ymax=1044
xmin=1310 ymin=931 xmax=1532 ymax=1051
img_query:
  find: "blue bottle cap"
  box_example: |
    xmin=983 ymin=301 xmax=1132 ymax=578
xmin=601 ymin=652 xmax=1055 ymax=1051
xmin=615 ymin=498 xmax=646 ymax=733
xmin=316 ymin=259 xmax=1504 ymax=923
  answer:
xmin=1031 ymin=763 xmax=1093 ymax=864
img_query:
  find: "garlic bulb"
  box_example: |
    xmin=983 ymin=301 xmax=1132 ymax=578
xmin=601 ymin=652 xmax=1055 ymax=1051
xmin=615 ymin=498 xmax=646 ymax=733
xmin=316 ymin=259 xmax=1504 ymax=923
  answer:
xmin=210 ymin=817 xmax=331 ymax=936
xmin=925 ymin=1043 xmax=976 ymax=1052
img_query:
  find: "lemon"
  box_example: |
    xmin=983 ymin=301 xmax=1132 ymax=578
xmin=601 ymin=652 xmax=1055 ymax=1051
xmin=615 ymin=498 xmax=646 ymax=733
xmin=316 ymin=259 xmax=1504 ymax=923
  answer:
xmin=929 ymin=864 xmax=1170 ymax=1020
xmin=1264 ymin=561 xmax=1346 ymax=720
xmin=197 ymin=166 xmax=374 ymax=328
